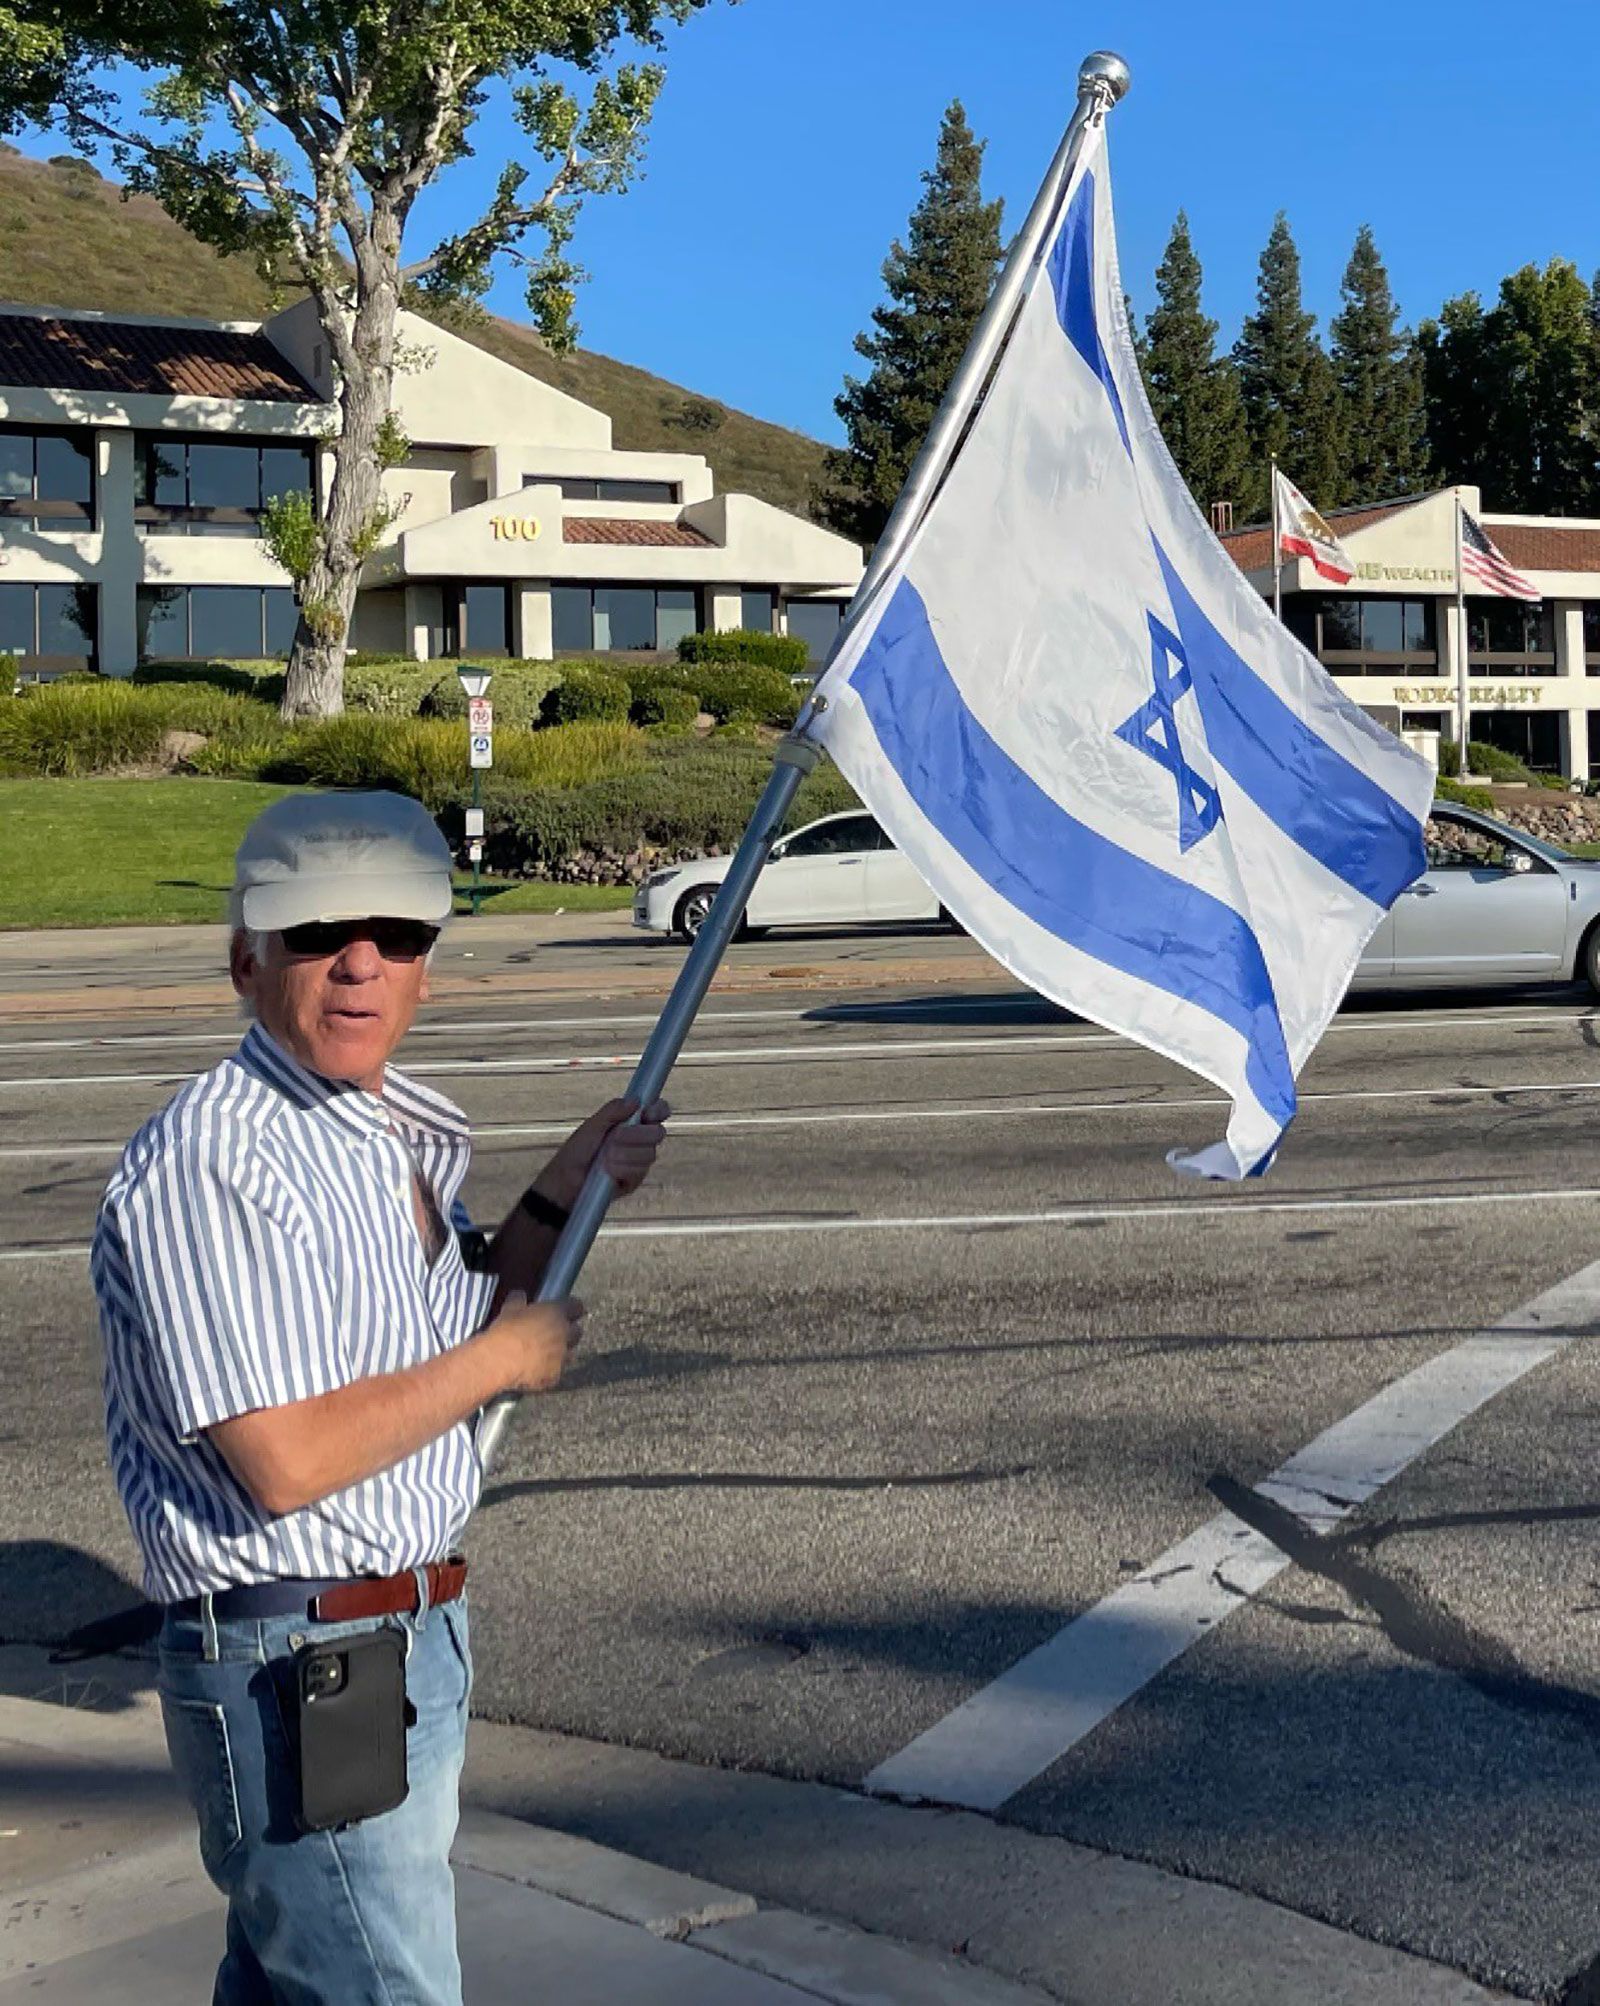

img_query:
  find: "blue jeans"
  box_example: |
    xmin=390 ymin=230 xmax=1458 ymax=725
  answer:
xmin=158 ymin=1593 xmax=471 ymax=2006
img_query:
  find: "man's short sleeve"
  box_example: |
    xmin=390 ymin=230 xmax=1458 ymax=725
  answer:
xmin=109 ymin=1125 xmax=349 ymax=1441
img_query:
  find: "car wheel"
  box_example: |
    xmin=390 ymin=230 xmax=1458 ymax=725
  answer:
xmin=1583 ymin=923 xmax=1600 ymax=998
xmin=673 ymin=884 xmax=746 ymax=944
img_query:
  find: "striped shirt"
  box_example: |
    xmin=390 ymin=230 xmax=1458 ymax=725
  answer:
xmin=92 ymin=1022 xmax=499 ymax=1603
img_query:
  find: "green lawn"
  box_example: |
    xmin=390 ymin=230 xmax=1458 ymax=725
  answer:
xmin=0 ymin=778 xmax=632 ymax=929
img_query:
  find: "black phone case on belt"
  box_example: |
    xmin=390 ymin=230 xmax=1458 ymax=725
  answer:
xmin=291 ymin=1626 xmax=409 ymax=1832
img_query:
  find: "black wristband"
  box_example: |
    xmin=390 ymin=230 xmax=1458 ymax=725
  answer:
xmin=518 ymin=1185 xmax=571 ymax=1233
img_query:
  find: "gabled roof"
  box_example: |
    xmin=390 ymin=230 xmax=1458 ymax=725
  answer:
xmin=563 ymin=517 xmax=712 ymax=548
xmin=1218 ymin=497 xmax=1419 ymax=574
xmin=0 ymin=311 xmax=316 ymax=403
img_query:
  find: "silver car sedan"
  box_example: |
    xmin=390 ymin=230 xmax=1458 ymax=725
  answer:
xmin=1353 ymin=801 xmax=1600 ymax=995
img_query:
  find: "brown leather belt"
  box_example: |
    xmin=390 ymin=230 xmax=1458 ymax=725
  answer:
xmin=168 ymin=1557 xmax=468 ymax=1627
xmin=310 ymin=1557 xmax=468 ymax=1623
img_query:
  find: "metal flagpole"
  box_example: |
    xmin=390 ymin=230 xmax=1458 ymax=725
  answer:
xmin=1454 ymin=490 xmax=1470 ymax=779
xmin=476 ymin=48 xmax=1133 ymax=1472
xmin=1270 ymin=455 xmax=1282 ymax=624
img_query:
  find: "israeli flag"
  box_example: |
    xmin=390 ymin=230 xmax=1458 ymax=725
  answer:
xmin=813 ymin=128 xmax=1432 ymax=1179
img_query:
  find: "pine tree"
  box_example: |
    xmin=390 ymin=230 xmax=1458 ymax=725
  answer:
xmin=1233 ymin=213 xmax=1342 ymax=520
xmin=1420 ymin=262 xmax=1600 ymax=514
xmin=1143 ymin=212 xmax=1250 ymax=521
xmin=1329 ymin=225 xmax=1427 ymax=504
xmin=821 ymin=101 xmax=1004 ymax=545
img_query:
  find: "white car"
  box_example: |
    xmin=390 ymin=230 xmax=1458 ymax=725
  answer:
xmin=633 ymin=811 xmax=943 ymax=942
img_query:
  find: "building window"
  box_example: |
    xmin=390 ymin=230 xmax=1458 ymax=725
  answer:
xmin=552 ymin=585 xmax=701 ymax=655
xmin=1299 ymin=595 xmax=1437 ymax=673
xmin=1582 ymin=604 xmax=1600 ymax=675
xmin=134 ymin=435 xmax=315 ymax=537
xmin=0 ymin=426 xmax=94 ymax=526
xmin=786 ymin=599 xmax=842 ymax=666
xmin=1471 ymin=709 xmax=1560 ymax=772
xmin=0 ymin=581 xmax=96 ymax=670
xmin=434 ymin=584 xmax=511 ymax=658
xmin=136 ymin=584 xmax=297 ymax=660
xmin=1468 ymin=601 xmax=1555 ymax=675
xmin=524 ymin=475 xmax=680 ymax=504
xmin=740 ymin=589 xmax=775 ymax=634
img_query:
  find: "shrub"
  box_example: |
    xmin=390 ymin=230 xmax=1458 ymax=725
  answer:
xmin=696 ymin=664 xmax=800 ymax=728
xmin=540 ymin=662 xmax=631 ymax=726
xmin=344 ymin=661 xmax=439 ymax=717
xmin=1433 ymin=776 xmax=1495 ymax=811
xmin=677 ymin=627 xmax=810 ymax=676
xmin=266 ymin=713 xmax=645 ymax=808
xmin=1460 ymin=739 xmax=1533 ymax=782
xmin=136 ymin=683 xmax=280 ymax=737
xmin=0 ymin=681 xmax=168 ymax=774
xmin=132 ymin=659 xmax=288 ymax=704
xmin=628 ymin=677 xmax=700 ymax=733
xmin=423 ymin=659 xmax=562 ymax=730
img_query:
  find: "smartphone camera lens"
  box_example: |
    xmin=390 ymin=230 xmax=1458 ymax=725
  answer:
xmin=306 ymin=1653 xmax=345 ymax=1701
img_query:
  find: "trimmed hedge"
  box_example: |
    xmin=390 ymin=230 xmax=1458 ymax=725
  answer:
xmin=678 ymin=627 xmax=809 ymax=676
xmin=422 ymin=659 xmax=562 ymax=729
xmin=1433 ymin=776 xmax=1495 ymax=811
xmin=133 ymin=659 xmax=287 ymax=704
xmin=628 ymin=676 xmax=701 ymax=732
xmin=540 ymin=662 xmax=631 ymax=726
xmin=696 ymin=664 xmax=800 ymax=728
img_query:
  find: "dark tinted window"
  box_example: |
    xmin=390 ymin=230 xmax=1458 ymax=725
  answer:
xmin=263 ymin=589 xmax=298 ymax=657
xmin=0 ymin=434 xmax=30 ymax=501
xmin=189 ymin=586 xmax=263 ymax=657
xmin=787 ymin=599 xmax=841 ymax=665
xmin=552 ymin=586 xmax=591 ymax=653
xmin=740 ymin=589 xmax=775 ymax=634
xmin=594 ymin=587 xmax=655 ymax=652
xmin=1400 ymin=599 xmax=1433 ymax=652
xmin=785 ymin=817 xmax=880 ymax=858
xmin=34 ymin=433 xmax=91 ymax=506
xmin=37 ymin=584 xmax=93 ymax=656
xmin=1585 ymin=604 xmax=1600 ymax=655
xmin=1361 ymin=599 xmax=1404 ymax=653
xmin=0 ymin=583 xmax=33 ymax=654
xmin=656 ymin=588 xmax=697 ymax=652
xmin=1320 ymin=599 xmax=1362 ymax=650
xmin=187 ymin=442 xmax=259 ymax=511
xmin=136 ymin=587 xmax=187 ymax=660
xmin=261 ymin=444 xmax=314 ymax=501
xmin=462 ymin=585 xmax=509 ymax=655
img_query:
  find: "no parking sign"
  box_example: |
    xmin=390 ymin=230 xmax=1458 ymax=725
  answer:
xmin=470 ymin=731 xmax=493 ymax=770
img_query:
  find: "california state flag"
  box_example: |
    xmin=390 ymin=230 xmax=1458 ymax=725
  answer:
xmin=1273 ymin=465 xmax=1355 ymax=583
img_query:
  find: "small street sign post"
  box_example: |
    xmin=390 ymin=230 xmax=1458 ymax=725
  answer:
xmin=456 ymin=667 xmax=494 ymax=916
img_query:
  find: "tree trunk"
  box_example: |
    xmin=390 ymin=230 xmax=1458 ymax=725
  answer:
xmin=281 ymin=216 xmax=403 ymax=720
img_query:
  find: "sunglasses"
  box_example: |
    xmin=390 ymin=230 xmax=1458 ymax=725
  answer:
xmin=279 ymin=918 xmax=441 ymax=962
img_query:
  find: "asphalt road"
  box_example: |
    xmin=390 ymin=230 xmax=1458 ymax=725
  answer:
xmin=5 ymin=962 xmax=1600 ymax=1999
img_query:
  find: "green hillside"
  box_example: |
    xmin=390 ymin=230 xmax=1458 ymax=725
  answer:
xmin=0 ymin=147 xmax=829 ymax=516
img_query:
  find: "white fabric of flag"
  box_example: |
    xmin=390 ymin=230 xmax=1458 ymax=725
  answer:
xmin=811 ymin=127 xmax=1432 ymax=1180
xmin=1274 ymin=466 xmax=1356 ymax=583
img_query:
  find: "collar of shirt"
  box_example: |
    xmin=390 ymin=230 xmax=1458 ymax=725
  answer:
xmin=238 ymin=1021 xmax=472 ymax=1152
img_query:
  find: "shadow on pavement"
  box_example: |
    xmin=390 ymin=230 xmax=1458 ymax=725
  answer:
xmin=0 ymin=1539 xmax=155 ymax=1702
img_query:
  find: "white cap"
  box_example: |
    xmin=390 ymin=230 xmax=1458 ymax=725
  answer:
xmin=232 ymin=791 xmax=454 ymax=933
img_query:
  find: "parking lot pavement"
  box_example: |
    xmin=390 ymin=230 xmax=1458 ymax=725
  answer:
xmin=4 ymin=975 xmax=1600 ymax=1998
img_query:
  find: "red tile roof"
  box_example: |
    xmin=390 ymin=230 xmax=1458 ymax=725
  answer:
xmin=563 ymin=516 xmax=712 ymax=548
xmin=0 ymin=313 xmax=315 ymax=403
xmin=1219 ymin=499 xmax=1415 ymax=574
xmin=1486 ymin=522 xmax=1600 ymax=573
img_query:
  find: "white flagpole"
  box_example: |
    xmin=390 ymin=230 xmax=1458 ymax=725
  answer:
xmin=476 ymin=50 xmax=1134 ymax=1472
xmin=1454 ymin=490 xmax=1469 ymax=780
xmin=1270 ymin=455 xmax=1282 ymax=624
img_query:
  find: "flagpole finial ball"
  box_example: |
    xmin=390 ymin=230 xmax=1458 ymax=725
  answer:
xmin=1078 ymin=51 xmax=1131 ymax=104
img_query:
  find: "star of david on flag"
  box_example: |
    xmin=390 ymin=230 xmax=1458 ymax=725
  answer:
xmin=1115 ymin=615 xmax=1222 ymax=853
xmin=810 ymin=122 xmax=1432 ymax=1180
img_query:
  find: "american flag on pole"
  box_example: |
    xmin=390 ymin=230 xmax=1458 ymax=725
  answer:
xmin=1461 ymin=510 xmax=1540 ymax=602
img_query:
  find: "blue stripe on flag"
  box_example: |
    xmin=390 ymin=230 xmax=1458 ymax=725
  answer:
xmin=851 ymin=577 xmax=1296 ymax=1134
xmin=1151 ymin=542 xmax=1426 ymax=908
xmin=1047 ymin=171 xmax=1131 ymax=456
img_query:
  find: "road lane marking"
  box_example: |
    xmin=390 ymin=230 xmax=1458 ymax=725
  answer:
xmin=0 ymin=995 xmax=1037 ymax=1055
xmin=861 ymin=1258 xmax=1600 ymax=1812
xmin=9 ymin=1182 xmax=1600 ymax=1262
xmin=4 ymin=1001 xmax=1600 ymax=1093
xmin=0 ymin=999 xmax=1596 ymax=1081
xmin=6 ymin=1073 xmax=1600 ymax=1163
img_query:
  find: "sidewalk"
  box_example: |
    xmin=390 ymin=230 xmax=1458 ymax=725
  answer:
xmin=0 ymin=910 xmax=1003 ymax=1024
xmin=0 ymin=1681 xmax=1051 ymax=2006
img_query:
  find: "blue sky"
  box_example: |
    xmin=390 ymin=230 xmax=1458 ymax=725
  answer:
xmin=20 ymin=1 xmax=1600 ymax=443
